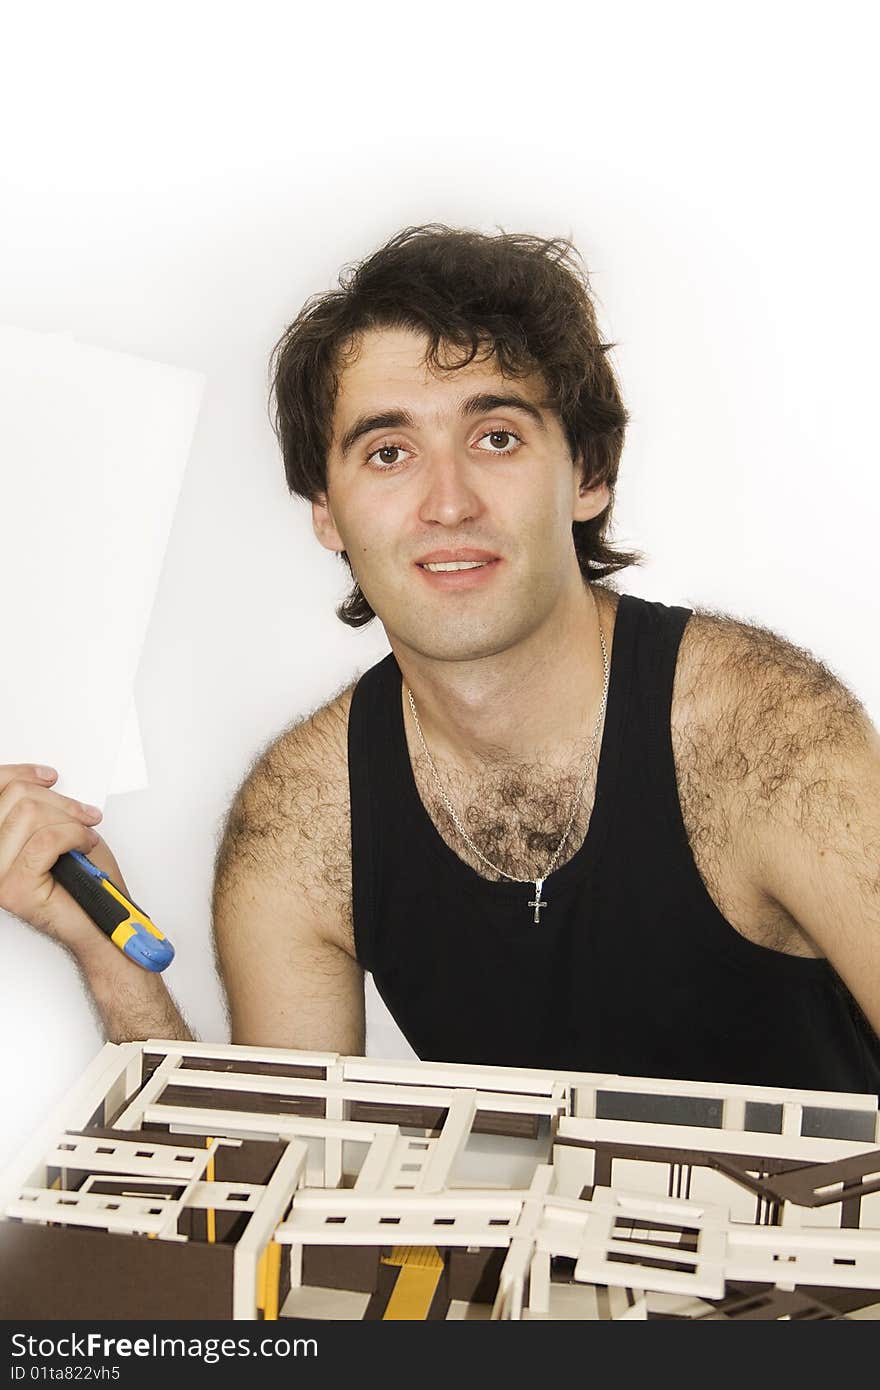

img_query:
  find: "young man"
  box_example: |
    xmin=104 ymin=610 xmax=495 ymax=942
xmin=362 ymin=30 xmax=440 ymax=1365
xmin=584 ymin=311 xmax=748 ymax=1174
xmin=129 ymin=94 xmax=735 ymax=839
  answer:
xmin=2 ymin=226 xmax=878 ymax=1093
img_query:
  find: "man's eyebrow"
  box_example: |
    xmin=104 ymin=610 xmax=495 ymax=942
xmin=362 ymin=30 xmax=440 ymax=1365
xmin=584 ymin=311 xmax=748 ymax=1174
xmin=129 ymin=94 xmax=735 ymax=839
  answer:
xmin=338 ymin=393 xmax=548 ymax=458
xmin=459 ymin=392 xmax=549 ymax=430
xmin=339 ymin=410 xmax=414 ymax=458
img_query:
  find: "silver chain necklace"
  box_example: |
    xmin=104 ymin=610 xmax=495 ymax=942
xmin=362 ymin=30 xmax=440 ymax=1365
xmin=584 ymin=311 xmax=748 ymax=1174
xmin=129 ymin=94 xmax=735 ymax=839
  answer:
xmin=406 ymin=598 xmax=610 ymax=925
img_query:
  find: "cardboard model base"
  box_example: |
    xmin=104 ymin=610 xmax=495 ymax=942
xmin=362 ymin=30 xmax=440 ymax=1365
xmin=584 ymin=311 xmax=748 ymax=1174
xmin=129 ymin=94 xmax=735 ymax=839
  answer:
xmin=2 ymin=1040 xmax=879 ymax=1320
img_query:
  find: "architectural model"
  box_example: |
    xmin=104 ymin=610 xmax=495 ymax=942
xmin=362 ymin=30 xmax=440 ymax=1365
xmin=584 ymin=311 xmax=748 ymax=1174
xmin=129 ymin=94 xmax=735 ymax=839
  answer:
xmin=2 ymin=1039 xmax=879 ymax=1320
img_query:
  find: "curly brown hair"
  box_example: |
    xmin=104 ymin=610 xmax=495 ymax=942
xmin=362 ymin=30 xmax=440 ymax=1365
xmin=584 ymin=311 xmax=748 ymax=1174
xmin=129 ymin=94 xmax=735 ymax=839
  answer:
xmin=269 ymin=224 xmax=638 ymax=626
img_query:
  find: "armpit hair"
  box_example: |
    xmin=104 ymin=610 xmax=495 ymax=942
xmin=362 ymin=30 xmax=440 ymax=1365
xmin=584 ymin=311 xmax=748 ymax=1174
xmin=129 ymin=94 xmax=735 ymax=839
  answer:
xmin=677 ymin=608 xmax=869 ymax=836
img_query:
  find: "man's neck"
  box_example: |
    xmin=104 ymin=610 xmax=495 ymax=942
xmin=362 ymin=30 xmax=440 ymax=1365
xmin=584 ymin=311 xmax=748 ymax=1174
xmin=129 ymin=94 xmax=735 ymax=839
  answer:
xmin=390 ymin=582 xmax=617 ymax=771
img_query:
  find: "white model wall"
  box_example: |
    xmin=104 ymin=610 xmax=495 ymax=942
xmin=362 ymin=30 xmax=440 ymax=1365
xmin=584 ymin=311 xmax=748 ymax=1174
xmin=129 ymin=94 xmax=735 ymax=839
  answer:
xmin=1 ymin=2 xmax=877 ymax=1167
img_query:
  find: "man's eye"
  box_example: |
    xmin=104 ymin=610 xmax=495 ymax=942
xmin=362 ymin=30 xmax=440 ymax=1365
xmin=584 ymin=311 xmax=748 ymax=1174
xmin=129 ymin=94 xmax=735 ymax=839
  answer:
xmin=474 ymin=430 xmax=522 ymax=453
xmin=367 ymin=444 xmax=409 ymax=468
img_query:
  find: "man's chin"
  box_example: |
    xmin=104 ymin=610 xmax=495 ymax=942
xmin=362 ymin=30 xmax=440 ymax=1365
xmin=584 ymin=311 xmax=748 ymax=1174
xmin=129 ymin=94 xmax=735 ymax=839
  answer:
xmin=382 ymin=614 xmax=530 ymax=665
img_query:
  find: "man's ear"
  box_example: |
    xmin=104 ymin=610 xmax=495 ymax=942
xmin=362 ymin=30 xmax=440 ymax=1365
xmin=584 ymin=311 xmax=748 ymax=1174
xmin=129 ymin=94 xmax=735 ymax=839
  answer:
xmin=311 ymin=494 xmax=345 ymax=552
xmin=572 ymin=458 xmax=610 ymax=523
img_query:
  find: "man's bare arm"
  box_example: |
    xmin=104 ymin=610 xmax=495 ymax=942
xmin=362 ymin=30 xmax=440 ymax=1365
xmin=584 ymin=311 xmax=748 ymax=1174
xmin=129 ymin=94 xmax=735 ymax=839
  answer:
xmin=752 ymin=701 xmax=880 ymax=1035
xmin=211 ymin=691 xmax=365 ymax=1055
xmin=71 ymin=896 xmax=194 ymax=1043
xmin=688 ymin=614 xmax=880 ymax=1035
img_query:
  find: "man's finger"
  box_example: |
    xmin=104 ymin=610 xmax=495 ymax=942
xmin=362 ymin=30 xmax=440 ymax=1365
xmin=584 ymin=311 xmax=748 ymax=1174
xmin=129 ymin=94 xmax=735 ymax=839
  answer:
xmin=0 ymin=789 xmax=102 ymax=881
xmin=0 ymin=764 xmax=58 ymax=794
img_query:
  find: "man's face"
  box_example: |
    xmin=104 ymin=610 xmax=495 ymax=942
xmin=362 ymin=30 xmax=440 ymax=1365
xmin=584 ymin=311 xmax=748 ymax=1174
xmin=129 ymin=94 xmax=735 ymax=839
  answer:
xmin=312 ymin=326 xmax=609 ymax=663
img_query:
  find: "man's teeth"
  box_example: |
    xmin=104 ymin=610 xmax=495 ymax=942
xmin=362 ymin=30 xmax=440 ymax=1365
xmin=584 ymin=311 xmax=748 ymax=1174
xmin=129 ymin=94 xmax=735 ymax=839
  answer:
xmin=421 ymin=560 xmax=490 ymax=572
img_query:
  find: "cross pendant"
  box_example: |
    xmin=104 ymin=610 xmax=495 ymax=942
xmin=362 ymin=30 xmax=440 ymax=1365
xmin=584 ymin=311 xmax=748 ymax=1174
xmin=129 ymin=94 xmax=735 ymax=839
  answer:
xmin=528 ymin=878 xmax=547 ymax=924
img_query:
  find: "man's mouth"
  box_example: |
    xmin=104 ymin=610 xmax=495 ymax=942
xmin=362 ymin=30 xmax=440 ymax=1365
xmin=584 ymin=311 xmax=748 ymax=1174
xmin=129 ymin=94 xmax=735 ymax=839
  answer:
xmin=419 ymin=560 xmax=491 ymax=572
xmin=414 ymin=548 xmax=501 ymax=574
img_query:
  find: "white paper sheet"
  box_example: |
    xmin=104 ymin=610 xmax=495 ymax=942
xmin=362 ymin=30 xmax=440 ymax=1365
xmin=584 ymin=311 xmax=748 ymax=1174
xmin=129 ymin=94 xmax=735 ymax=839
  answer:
xmin=33 ymin=337 xmax=150 ymax=798
xmin=0 ymin=325 xmax=204 ymax=1171
xmin=108 ymin=697 xmax=149 ymax=796
xmin=0 ymin=324 xmax=203 ymax=801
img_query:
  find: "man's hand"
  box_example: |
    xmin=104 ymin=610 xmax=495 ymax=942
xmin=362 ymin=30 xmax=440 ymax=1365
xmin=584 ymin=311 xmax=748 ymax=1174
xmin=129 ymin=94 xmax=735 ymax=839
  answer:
xmin=0 ymin=764 xmax=121 ymax=950
xmin=0 ymin=761 xmax=192 ymax=1043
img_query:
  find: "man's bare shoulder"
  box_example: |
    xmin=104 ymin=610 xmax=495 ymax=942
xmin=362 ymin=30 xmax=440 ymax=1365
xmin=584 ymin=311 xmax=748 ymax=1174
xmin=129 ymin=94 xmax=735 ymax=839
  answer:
xmin=272 ymin=683 xmax=356 ymax=789
xmin=674 ymin=607 xmax=868 ymax=813
xmin=213 ymin=682 xmax=356 ymax=939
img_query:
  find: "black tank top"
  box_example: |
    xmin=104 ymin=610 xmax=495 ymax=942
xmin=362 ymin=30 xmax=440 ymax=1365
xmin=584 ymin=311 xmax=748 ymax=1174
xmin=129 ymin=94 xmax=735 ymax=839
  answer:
xmin=347 ymin=593 xmax=880 ymax=1094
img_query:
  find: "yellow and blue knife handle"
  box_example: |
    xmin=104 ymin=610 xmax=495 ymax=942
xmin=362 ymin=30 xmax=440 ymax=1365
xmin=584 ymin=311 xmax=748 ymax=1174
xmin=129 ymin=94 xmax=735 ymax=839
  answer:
xmin=50 ymin=850 xmax=175 ymax=973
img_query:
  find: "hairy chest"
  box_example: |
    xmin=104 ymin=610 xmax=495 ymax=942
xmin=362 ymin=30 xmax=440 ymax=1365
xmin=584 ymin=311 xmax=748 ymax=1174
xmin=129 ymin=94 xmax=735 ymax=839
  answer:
xmin=409 ymin=748 xmax=598 ymax=884
xmin=402 ymin=686 xmax=819 ymax=960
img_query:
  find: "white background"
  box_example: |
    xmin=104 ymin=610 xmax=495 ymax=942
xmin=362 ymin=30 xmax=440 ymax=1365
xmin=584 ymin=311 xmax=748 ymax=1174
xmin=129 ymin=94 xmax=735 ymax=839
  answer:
xmin=1 ymin=1 xmax=878 ymax=1160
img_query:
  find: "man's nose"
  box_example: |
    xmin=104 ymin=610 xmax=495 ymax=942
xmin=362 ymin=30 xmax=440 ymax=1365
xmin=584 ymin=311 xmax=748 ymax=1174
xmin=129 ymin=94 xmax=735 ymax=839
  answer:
xmin=417 ymin=448 xmax=484 ymax=528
